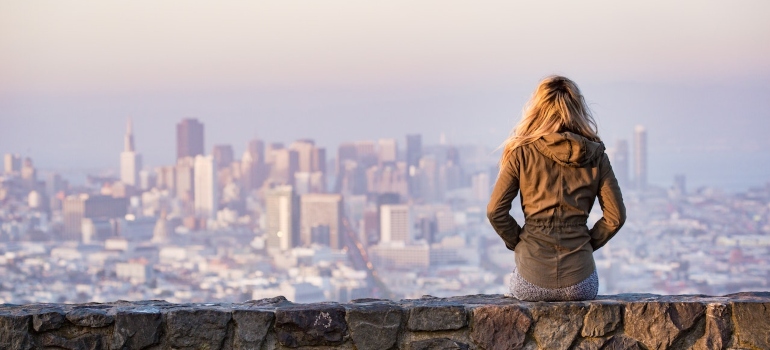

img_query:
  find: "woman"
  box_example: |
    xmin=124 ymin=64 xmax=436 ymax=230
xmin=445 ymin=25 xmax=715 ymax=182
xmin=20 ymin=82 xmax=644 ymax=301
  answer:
xmin=487 ymin=75 xmax=626 ymax=301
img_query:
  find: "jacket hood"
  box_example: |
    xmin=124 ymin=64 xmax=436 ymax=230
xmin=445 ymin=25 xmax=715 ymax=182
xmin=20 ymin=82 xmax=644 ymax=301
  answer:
xmin=533 ymin=132 xmax=605 ymax=167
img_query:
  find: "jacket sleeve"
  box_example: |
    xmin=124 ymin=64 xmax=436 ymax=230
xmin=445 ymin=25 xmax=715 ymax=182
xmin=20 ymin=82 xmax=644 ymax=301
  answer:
xmin=486 ymin=153 xmax=522 ymax=251
xmin=589 ymin=154 xmax=626 ymax=251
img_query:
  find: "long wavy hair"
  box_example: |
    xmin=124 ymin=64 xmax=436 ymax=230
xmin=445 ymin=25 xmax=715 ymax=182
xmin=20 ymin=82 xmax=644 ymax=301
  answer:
xmin=499 ymin=75 xmax=600 ymax=167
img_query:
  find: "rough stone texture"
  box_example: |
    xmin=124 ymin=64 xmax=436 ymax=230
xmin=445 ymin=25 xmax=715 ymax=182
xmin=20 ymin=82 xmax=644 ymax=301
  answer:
xmin=346 ymin=301 xmax=403 ymax=350
xmin=406 ymin=299 xmax=467 ymax=331
xmin=0 ymin=313 xmax=33 ymax=350
xmin=731 ymin=301 xmax=770 ymax=350
xmin=624 ymin=301 xmax=705 ymax=350
xmin=408 ymin=337 xmax=470 ymax=350
xmin=691 ymin=303 xmax=731 ymax=350
xmin=471 ymin=304 xmax=531 ymax=350
xmin=530 ymin=303 xmax=588 ymax=350
xmin=0 ymin=293 xmax=768 ymax=350
xmin=232 ymin=308 xmax=274 ymax=350
xmin=67 ymin=307 xmax=115 ymax=328
xmin=32 ymin=308 xmax=66 ymax=332
xmin=111 ymin=306 xmax=163 ymax=350
xmin=601 ymin=335 xmax=641 ymax=350
xmin=582 ymin=302 xmax=621 ymax=337
xmin=41 ymin=333 xmax=103 ymax=350
xmin=164 ymin=307 xmax=232 ymax=350
xmin=275 ymin=303 xmax=348 ymax=347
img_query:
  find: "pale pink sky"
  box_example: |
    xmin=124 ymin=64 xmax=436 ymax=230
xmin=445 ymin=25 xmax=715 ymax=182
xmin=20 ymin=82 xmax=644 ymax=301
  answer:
xmin=2 ymin=1 xmax=768 ymax=94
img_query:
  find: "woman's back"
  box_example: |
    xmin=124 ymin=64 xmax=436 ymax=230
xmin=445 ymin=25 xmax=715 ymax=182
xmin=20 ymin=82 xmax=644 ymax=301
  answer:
xmin=487 ymin=75 xmax=626 ymax=301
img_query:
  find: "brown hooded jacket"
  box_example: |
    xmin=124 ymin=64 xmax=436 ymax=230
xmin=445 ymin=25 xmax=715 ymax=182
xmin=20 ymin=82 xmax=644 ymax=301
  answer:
xmin=487 ymin=132 xmax=626 ymax=289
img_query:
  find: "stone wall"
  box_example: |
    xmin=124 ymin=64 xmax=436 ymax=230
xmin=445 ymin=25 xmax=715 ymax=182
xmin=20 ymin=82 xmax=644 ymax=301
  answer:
xmin=1 ymin=292 xmax=768 ymax=350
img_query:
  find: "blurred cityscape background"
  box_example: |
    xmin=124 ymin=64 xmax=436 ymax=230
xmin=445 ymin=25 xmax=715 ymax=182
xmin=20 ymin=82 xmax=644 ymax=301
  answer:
xmin=1 ymin=1 xmax=769 ymax=303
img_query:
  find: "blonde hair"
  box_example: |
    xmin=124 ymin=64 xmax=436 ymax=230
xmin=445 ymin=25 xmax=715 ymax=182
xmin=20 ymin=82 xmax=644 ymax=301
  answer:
xmin=500 ymin=75 xmax=600 ymax=166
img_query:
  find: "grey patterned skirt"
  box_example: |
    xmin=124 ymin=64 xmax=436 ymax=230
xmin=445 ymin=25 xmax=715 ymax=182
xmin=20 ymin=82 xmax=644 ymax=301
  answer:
xmin=509 ymin=266 xmax=598 ymax=301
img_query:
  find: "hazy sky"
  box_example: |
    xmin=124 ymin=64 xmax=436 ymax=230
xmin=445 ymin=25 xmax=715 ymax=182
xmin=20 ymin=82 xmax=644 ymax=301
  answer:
xmin=1 ymin=1 xmax=769 ymax=189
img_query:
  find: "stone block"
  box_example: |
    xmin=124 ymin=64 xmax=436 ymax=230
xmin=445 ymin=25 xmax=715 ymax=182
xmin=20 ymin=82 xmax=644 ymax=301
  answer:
xmin=601 ymin=335 xmax=641 ymax=350
xmin=67 ymin=307 xmax=115 ymax=328
xmin=530 ymin=303 xmax=587 ymax=350
xmin=41 ymin=333 xmax=103 ymax=350
xmin=407 ymin=303 xmax=467 ymax=331
xmin=346 ymin=302 xmax=403 ymax=350
xmin=470 ymin=304 xmax=531 ymax=350
xmin=693 ymin=303 xmax=731 ymax=350
xmin=408 ymin=338 xmax=469 ymax=350
xmin=731 ymin=301 xmax=770 ymax=350
xmin=623 ymin=302 xmax=705 ymax=350
xmin=0 ymin=313 xmax=33 ymax=350
xmin=33 ymin=308 xmax=66 ymax=332
xmin=275 ymin=303 xmax=348 ymax=347
xmin=582 ymin=302 xmax=621 ymax=337
xmin=164 ymin=307 xmax=232 ymax=350
xmin=110 ymin=307 xmax=162 ymax=350
xmin=232 ymin=308 xmax=274 ymax=350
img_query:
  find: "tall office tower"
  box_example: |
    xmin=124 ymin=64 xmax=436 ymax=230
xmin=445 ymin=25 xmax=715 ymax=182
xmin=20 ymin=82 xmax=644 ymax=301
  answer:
xmin=418 ymin=155 xmax=439 ymax=202
xmin=336 ymin=143 xmax=358 ymax=174
xmin=241 ymin=139 xmax=267 ymax=192
xmin=613 ymin=140 xmax=630 ymax=188
xmin=62 ymin=194 xmax=128 ymax=241
xmin=194 ymin=155 xmax=218 ymax=219
xmin=300 ymin=193 xmax=343 ymax=249
xmin=290 ymin=139 xmax=316 ymax=172
xmin=471 ymin=172 xmax=490 ymax=203
xmin=248 ymin=139 xmax=266 ymax=163
xmin=120 ymin=118 xmax=143 ymax=187
xmin=175 ymin=157 xmax=195 ymax=203
xmin=634 ymin=125 xmax=647 ymax=190
xmin=3 ymin=154 xmax=21 ymax=174
xmin=212 ymin=144 xmax=234 ymax=170
xmin=176 ymin=118 xmax=204 ymax=160
xmin=406 ymin=134 xmax=422 ymax=170
xmin=355 ymin=141 xmax=378 ymax=168
xmin=265 ymin=185 xmax=299 ymax=251
xmin=378 ymin=138 xmax=398 ymax=165
xmin=380 ymin=204 xmax=411 ymax=243
xmin=270 ymin=149 xmax=299 ymax=185
xmin=156 ymin=166 xmax=176 ymax=192
xmin=265 ymin=142 xmax=285 ymax=165
xmin=406 ymin=134 xmax=422 ymax=196
xmin=20 ymin=157 xmax=36 ymax=182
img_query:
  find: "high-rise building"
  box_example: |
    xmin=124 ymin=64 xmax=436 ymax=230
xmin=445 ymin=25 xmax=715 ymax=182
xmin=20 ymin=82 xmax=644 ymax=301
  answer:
xmin=175 ymin=157 xmax=195 ymax=203
xmin=194 ymin=155 xmax=218 ymax=219
xmin=406 ymin=134 xmax=422 ymax=196
xmin=290 ymin=139 xmax=316 ymax=173
xmin=270 ymin=149 xmax=299 ymax=185
xmin=241 ymin=139 xmax=267 ymax=192
xmin=634 ymin=125 xmax=647 ymax=190
xmin=355 ymin=141 xmax=377 ymax=168
xmin=613 ymin=140 xmax=630 ymax=188
xmin=120 ymin=118 xmax=143 ymax=187
xmin=406 ymin=134 xmax=422 ymax=170
xmin=212 ymin=144 xmax=234 ymax=170
xmin=300 ymin=193 xmax=343 ymax=249
xmin=471 ymin=172 xmax=490 ymax=203
xmin=265 ymin=185 xmax=299 ymax=251
xmin=380 ymin=204 xmax=410 ymax=243
xmin=3 ymin=154 xmax=21 ymax=174
xmin=176 ymin=118 xmax=204 ymax=160
xmin=62 ymin=194 xmax=128 ymax=241
xmin=378 ymin=138 xmax=397 ymax=165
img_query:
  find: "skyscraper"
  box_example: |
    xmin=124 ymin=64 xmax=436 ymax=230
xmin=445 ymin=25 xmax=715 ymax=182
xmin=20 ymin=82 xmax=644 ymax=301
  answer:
xmin=265 ymin=185 xmax=299 ymax=251
xmin=194 ymin=155 xmax=218 ymax=219
xmin=406 ymin=134 xmax=422 ymax=196
xmin=378 ymin=138 xmax=397 ymax=165
xmin=212 ymin=144 xmax=234 ymax=170
xmin=299 ymin=193 xmax=343 ymax=249
xmin=120 ymin=118 xmax=143 ymax=186
xmin=634 ymin=125 xmax=648 ymax=190
xmin=380 ymin=204 xmax=410 ymax=243
xmin=3 ymin=154 xmax=21 ymax=174
xmin=176 ymin=118 xmax=204 ymax=160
